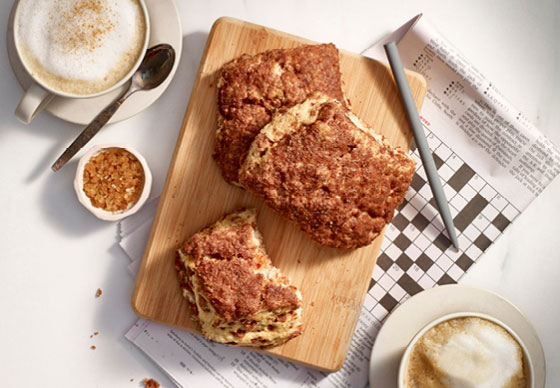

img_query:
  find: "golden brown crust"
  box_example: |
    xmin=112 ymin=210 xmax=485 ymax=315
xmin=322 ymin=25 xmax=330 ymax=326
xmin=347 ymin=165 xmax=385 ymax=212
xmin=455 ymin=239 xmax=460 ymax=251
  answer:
xmin=239 ymin=99 xmax=415 ymax=249
xmin=214 ymin=43 xmax=346 ymax=185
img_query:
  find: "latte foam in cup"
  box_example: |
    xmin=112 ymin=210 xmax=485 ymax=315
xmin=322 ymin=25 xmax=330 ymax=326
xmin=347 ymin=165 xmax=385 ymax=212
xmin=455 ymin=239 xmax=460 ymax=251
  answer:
xmin=400 ymin=314 xmax=532 ymax=388
xmin=15 ymin=0 xmax=147 ymax=96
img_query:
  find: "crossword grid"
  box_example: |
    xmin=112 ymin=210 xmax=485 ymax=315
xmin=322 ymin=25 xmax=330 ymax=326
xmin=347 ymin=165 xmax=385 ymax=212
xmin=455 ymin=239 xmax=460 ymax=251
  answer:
xmin=364 ymin=125 xmax=521 ymax=323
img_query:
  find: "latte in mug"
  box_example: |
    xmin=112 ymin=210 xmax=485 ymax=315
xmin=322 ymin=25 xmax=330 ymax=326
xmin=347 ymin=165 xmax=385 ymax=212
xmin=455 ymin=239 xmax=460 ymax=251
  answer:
xmin=403 ymin=316 xmax=528 ymax=388
xmin=15 ymin=0 xmax=147 ymax=96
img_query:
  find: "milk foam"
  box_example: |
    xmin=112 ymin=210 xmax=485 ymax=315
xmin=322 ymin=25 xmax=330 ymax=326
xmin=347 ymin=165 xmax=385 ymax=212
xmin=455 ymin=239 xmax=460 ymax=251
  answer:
xmin=15 ymin=0 xmax=146 ymax=95
xmin=405 ymin=317 xmax=527 ymax=388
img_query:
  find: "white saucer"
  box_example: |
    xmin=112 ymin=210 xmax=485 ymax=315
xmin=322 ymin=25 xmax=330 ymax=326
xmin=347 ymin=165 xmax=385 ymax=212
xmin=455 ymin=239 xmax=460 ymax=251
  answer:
xmin=6 ymin=0 xmax=182 ymax=125
xmin=369 ymin=284 xmax=545 ymax=388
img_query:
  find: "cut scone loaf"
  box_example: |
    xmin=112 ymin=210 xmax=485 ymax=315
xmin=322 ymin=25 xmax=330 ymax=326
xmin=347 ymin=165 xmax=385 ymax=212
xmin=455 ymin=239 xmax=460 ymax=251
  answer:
xmin=238 ymin=95 xmax=416 ymax=249
xmin=175 ymin=209 xmax=303 ymax=348
xmin=214 ymin=43 xmax=347 ymax=186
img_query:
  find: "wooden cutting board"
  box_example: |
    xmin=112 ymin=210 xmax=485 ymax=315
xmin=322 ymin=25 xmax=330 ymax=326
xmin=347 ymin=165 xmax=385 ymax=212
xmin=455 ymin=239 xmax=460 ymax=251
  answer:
xmin=132 ymin=17 xmax=426 ymax=372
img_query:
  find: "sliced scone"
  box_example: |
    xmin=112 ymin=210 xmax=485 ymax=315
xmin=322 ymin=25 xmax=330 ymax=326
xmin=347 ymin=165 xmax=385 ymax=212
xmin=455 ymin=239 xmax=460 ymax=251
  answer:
xmin=214 ymin=43 xmax=347 ymax=186
xmin=238 ymin=95 xmax=416 ymax=249
xmin=175 ymin=209 xmax=303 ymax=347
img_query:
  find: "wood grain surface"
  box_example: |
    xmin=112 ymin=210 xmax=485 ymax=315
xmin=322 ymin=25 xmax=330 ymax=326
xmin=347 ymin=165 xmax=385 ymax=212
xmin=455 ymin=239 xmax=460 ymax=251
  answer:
xmin=131 ymin=17 xmax=426 ymax=372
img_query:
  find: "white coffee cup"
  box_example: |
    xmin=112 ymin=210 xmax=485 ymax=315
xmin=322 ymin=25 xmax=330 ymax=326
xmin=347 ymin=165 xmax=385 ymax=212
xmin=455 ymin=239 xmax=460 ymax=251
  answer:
xmin=398 ymin=312 xmax=534 ymax=388
xmin=13 ymin=0 xmax=150 ymax=124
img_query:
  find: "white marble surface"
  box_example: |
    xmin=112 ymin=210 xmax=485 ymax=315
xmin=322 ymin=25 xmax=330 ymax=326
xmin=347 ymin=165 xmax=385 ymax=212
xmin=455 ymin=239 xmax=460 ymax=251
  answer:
xmin=0 ymin=1 xmax=558 ymax=387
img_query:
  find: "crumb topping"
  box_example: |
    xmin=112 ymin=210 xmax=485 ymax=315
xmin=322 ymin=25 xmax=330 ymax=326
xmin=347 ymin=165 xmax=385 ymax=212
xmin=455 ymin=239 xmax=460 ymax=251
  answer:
xmin=196 ymin=257 xmax=265 ymax=320
xmin=182 ymin=222 xmax=257 ymax=264
xmin=263 ymin=283 xmax=300 ymax=310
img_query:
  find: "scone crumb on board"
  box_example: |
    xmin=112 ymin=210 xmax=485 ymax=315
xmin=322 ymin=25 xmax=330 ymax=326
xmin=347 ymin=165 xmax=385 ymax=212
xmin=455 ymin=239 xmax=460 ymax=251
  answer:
xmin=142 ymin=378 xmax=160 ymax=388
xmin=95 ymin=288 xmax=102 ymax=297
xmin=90 ymin=345 xmax=96 ymax=350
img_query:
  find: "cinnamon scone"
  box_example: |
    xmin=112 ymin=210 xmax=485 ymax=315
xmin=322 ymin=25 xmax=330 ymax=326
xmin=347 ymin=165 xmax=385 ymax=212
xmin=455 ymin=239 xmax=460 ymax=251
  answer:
xmin=175 ymin=209 xmax=303 ymax=347
xmin=238 ymin=95 xmax=416 ymax=249
xmin=214 ymin=43 xmax=347 ymax=185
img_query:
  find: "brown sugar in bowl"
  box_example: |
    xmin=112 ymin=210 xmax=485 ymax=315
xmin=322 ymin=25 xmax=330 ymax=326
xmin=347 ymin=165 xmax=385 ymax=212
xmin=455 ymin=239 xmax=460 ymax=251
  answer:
xmin=74 ymin=144 xmax=152 ymax=221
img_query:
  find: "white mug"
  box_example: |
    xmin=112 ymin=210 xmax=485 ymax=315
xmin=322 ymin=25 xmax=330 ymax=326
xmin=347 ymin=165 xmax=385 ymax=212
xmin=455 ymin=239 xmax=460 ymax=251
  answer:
xmin=398 ymin=312 xmax=534 ymax=388
xmin=13 ymin=0 xmax=150 ymax=124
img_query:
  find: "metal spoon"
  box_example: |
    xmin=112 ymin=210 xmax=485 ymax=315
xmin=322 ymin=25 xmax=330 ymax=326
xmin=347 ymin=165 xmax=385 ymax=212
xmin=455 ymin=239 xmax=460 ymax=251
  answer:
xmin=51 ymin=44 xmax=176 ymax=171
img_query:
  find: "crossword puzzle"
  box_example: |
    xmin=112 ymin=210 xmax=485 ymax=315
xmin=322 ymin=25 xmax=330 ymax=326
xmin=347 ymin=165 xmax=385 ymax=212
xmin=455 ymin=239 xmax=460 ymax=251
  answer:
xmin=363 ymin=125 xmax=521 ymax=323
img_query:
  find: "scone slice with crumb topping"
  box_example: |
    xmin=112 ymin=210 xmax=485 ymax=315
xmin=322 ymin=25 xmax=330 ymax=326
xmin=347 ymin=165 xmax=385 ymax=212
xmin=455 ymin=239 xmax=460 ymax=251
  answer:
xmin=175 ymin=209 xmax=303 ymax=347
xmin=239 ymin=94 xmax=416 ymax=249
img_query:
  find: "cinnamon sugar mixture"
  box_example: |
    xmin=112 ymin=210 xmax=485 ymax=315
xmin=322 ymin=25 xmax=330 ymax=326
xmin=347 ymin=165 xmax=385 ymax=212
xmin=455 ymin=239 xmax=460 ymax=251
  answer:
xmin=83 ymin=148 xmax=145 ymax=213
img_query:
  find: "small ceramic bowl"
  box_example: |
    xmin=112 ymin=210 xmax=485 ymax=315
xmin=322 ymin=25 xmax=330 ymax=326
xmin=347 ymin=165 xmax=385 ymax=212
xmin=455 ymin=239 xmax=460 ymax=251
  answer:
xmin=398 ymin=312 xmax=534 ymax=388
xmin=74 ymin=144 xmax=152 ymax=221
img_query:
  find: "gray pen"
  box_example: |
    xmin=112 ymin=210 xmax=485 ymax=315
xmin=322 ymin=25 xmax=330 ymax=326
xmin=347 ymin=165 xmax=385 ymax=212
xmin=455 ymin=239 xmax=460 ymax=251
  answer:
xmin=384 ymin=41 xmax=459 ymax=250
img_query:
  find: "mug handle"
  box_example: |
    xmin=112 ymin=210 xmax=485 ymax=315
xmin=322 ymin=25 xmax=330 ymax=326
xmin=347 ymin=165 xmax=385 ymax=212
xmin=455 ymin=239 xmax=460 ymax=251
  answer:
xmin=15 ymin=82 xmax=55 ymax=124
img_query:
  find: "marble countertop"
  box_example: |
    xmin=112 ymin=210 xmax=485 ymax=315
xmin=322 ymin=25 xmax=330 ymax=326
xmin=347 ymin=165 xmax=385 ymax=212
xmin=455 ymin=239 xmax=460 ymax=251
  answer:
xmin=0 ymin=1 xmax=558 ymax=387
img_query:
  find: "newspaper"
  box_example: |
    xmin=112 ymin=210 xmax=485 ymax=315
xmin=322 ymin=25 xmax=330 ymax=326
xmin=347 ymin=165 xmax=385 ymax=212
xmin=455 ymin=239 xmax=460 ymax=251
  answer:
xmin=121 ymin=14 xmax=559 ymax=388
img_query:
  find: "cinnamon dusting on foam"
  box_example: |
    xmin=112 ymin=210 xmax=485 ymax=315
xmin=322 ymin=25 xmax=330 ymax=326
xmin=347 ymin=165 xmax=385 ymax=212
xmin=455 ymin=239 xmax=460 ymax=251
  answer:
xmin=15 ymin=0 xmax=146 ymax=95
xmin=56 ymin=0 xmax=116 ymax=54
